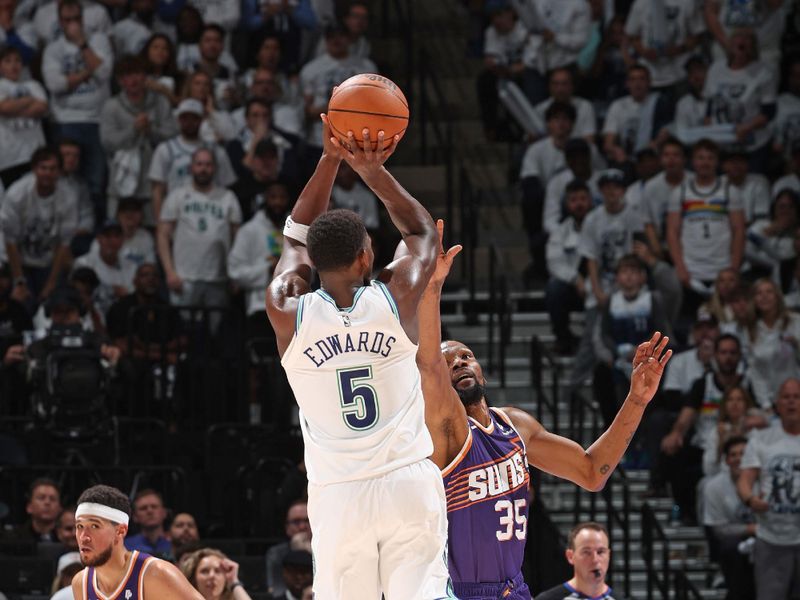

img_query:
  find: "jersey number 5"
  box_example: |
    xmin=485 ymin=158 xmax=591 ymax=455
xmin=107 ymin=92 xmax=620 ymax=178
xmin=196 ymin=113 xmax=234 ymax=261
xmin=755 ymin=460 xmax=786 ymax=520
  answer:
xmin=495 ymin=499 xmax=527 ymax=541
xmin=337 ymin=366 xmax=380 ymax=431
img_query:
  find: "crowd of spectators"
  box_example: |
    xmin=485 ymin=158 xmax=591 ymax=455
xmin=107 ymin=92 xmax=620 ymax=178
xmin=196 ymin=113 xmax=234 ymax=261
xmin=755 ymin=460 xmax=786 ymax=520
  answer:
xmin=475 ymin=0 xmax=800 ymax=595
xmin=0 ymin=0 xmax=384 ymax=423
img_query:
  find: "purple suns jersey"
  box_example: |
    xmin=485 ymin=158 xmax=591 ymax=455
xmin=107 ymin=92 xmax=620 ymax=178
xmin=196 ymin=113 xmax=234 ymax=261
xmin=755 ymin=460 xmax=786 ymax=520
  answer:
xmin=84 ymin=550 xmax=152 ymax=600
xmin=443 ymin=407 xmax=530 ymax=585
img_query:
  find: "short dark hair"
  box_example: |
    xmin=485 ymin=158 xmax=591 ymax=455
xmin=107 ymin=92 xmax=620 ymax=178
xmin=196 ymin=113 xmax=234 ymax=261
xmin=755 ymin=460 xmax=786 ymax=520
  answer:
xmin=76 ymin=485 xmax=131 ymax=523
xmin=616 ymin=254 xmax=646 ymax=273
xmin=715 ymin=332 xmax=741 ymax=352
xmin=58 ymin=0 xmax=82 ymax=18
xmin=307 ymin=209 xmax=368 ymax=272
xmin=544 ymin=101 xmax=577 ymax=123
xmin=132 ymin=488 xmax=164 ymax=508
xmin=565 ymin=179 xmax=590 ymax=197
xmin=692 ymin=138 xmax=719 ymax=157
xmin=201 ymin=23 xmax=225 ymax=40
xmin=70 ymin=267 xmax=100 ymax=291
xmin=635 ymin=147 xmax=658 ymax=162
xmin=660 ymin=136 xmax=685 ymax=155
xmin=114 ymin=55 xmax=147 ymax=79
xmin=722 ymin=435 xmax=748 ymax=456
xmin=30 ymin=146 xmax=61 ymax=169
xmin=245 ymin=97 xmax=271 ymax=117
xmin=58 ymin=137 xmax=81 ymax=152
xmin=0 ymin=46 xmax=21 ymax=62
xmin=628 ymin=63 xmax=651 ymax=79
xmin=28 ymin=477 xmax=59 ymax=500
xmin=567 ymin=521 xmax=609 ymax=549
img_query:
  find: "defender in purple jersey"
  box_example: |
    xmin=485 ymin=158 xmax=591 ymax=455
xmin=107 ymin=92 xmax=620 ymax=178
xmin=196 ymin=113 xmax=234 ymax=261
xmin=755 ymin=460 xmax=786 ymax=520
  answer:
xmin=416 ymin=221 xmax=672 ymax=600
xmin=71 ymin=485 xmax=203 ymax=600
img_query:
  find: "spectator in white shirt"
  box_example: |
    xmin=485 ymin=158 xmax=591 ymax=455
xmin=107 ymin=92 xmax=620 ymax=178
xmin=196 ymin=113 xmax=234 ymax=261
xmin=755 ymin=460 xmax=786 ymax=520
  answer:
xmin=745 ymin=189 xmax=799 ymax=281
xmin=742 ymin=278 xmax=800 ymax=409
xmin=545 ymin=179 xmax=593 ymax=355
xmin=228 ymin=180 xmax=289 ymax=322
xmin=721 ymin=150 xmax=770 ymax=224
xmin=603 ymin=64 xmax=674 ymax=168
xmin=673 ymin=56 xmax=708 ymax=132
xmin=140 ymin=33 xmax=180 ymax=107
xmin=180 ymin=70 xmax=237 ymax=145
xmin=701 ymin=435 xmax=756 ymax=600
xmin=534 ymin=67 xmax=597 ymax=142
xmin=74 ymin=219 xmax=137 ymax=315
xmin=704 ymin=28 xmax=776 ymax=168
xmin=624 ymin=0 xmax=704 ymax=91
xmin=42 ymin=0 xmax=113 ymax=222
xmin=523 ymin=0 xmax=591 ymax=74
xmin=476 ymin=5 xmax=529 ymax=140
xmin=299 ymin=24 xmax=377 ymax=151
xmin=666 ymin=139 xmax=745 ymax=316
xmin=773 ymin=56 xmax=800 ymax=165
xmin=0 ymin=46 xmax=46 ymax=188
xmin=705 ymin=0 xmax=788 ymax=65
xmin=195 ymin=24 xmax=238 ymax=111
xmin=110 ymin=0 xmax=174 ymax=58
xmin=520 ymin=101 xmax=576 ymax=284
xmin=738 ymin=378 xmax=800 ymax=600
xmin=0 ymin=147 xmax=78 ymax=303
xmin=100 ymin=55 xmax=177 ymax=222
xmin=157 ymin=147 xmax=241 ymax=309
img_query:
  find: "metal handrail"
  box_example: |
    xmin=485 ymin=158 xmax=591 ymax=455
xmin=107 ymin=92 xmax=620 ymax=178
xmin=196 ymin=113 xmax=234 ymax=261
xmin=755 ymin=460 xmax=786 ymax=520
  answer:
xmin=529 ymin=336 xmax=561 ymax=434
xmin=460 ymin=165 xmax=479 ymax=323
xmin=673 ymin=570 xmax=704 ymax=600
xmin=642 ymin=502 xmax=671 ymax=600
xmin=486 ymin=242 xmax=510 ymax=387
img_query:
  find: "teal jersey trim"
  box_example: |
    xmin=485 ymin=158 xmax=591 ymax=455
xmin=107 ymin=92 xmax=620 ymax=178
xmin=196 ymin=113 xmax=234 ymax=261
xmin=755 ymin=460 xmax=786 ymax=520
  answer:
xmin=373 ymin=280 xmax=400 ymax=321
xmin=315 ymin=286 xmax=368 ymax=313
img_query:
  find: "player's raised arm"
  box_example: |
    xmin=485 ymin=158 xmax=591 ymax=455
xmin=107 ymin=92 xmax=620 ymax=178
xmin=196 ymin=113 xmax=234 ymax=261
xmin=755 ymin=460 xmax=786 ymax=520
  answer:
xmin=334 ymin=129 xmax=438 ymax=336
xmin=417 ymin=220 xmax=469 ymax=469
xmin=506 ymin=332 xmax=672 ymax=491
xmin=266 ymin=113 xmax=345 ymax=355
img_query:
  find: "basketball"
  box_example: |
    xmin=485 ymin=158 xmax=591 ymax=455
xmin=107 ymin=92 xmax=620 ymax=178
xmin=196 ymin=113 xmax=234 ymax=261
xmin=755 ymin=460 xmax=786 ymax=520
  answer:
xmin=327 ymin=73 xmax=409 ymax=150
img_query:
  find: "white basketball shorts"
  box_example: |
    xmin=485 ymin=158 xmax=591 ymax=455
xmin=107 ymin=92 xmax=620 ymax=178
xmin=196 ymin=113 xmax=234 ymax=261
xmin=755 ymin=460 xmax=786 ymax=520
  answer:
xmin=307 ymin=458 xmax=455 ymax=599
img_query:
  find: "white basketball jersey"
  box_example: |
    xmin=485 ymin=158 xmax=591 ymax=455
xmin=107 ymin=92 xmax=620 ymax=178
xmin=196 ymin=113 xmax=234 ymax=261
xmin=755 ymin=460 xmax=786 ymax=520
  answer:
xmin=281 ymin=281 xmax=433 ymax=485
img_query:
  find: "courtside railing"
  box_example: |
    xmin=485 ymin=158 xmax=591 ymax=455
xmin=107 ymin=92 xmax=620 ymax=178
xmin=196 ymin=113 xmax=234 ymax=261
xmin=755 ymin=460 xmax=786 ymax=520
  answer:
xmin=642 ymin=502 xmax=671 ymax=600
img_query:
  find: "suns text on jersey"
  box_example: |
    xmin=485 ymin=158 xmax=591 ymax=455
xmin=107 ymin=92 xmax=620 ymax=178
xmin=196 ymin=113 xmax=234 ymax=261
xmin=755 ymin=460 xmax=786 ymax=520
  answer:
xmin=303 ymin=331 xmax=396 ymax=367
xmin=467 ymin=450 xmax=527 ymax=501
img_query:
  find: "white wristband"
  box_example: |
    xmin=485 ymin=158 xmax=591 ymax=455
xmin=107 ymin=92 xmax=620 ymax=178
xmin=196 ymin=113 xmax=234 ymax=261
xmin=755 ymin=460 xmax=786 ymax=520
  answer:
xmin=283 ymin=216 xmax=310 ymax=245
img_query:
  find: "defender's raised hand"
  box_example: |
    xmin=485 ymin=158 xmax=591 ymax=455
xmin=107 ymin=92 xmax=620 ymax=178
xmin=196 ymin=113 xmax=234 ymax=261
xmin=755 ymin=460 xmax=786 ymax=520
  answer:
xmin=630 ymin=332 xmax=672 ymax=404
xmin=429 ymin=219 xmax=462 ymax=289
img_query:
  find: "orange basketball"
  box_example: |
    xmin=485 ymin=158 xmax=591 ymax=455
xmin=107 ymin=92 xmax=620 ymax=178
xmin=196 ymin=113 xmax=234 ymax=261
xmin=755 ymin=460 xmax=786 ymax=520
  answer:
xmin=327 ymin=73 xmax=409 ymax=150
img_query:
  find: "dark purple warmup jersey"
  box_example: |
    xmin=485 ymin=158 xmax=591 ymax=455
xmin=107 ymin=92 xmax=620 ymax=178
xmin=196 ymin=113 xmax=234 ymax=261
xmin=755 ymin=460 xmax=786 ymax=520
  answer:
xmin=83 ymin=550 xmax=152 ymax=600
xmin=442 ymin=407 xmax=530 ymax=588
